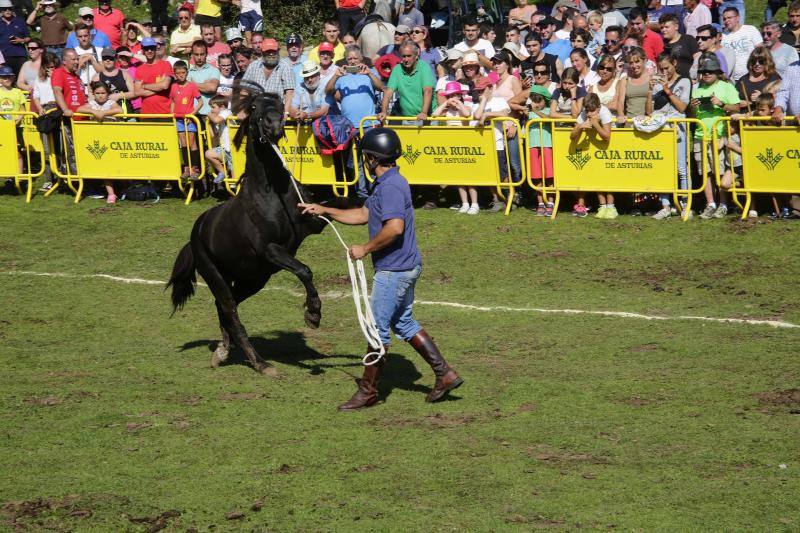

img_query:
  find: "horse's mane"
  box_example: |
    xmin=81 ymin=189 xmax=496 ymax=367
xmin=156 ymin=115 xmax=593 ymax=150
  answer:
xmin=231 ymin=79 xmax=266 ymax=150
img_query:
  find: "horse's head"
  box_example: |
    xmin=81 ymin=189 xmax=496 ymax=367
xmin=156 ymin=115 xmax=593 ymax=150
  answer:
xmin=232 ymin=83 xmax=285 ymax=149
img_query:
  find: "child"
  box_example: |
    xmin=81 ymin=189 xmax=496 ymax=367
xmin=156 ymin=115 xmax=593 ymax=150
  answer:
xmin=526 ymin=87 xmax=555 ymax=216
xmin=0 ymin=65 xmax=27 ymax=175
xmin=570 ymin=93 xmax=614 ymax=218
xmin=551 ymin=67 xmax=587 ymax=215
xmin=433 ymin=82 xmax=476 ymax=214
xmin=587 ymin=12 xmax=605 ymax=58
xmin=169 ymin=61 xmax=202 ymax=180
xmin=205 ymin=94 xmax=233 ymax=184
xmin=77 ymin=81 xmax=124 ymax=203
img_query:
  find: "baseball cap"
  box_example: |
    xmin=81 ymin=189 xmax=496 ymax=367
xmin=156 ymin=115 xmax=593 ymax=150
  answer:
xmin=141 ymin=36 xmax=157 ymax=47
xmin=100 ymin=48 xmax=116 ymax=59
xmin=0 ymin=0 xmax=14 ymax=8
xmin=78 ymin=6 xmax=93 ymax=16
xmin=697 ymin=52 xmax=722 ymax=73
xmin=376 ymin=53 xmax=401 ymax=79
xmin=285 ymin=32 xmax=302 ymax=46
xmin=225 ymin=27 xmax=243 ymax=42
xmin=261 ymin=38 xmax=279 ymax=52
xmin=395 ymin=24 xmax=411 ymax=34
xmin=300 ymin=60 xmax=320 ymax=78
xmin=0 ymin=65 xmax=14 ymax=76
xmin=318 ymin=41 xmax=335 ymax=54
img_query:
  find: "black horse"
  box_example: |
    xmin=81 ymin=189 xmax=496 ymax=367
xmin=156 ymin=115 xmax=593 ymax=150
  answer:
xmin=167 ymin=91 xmax=327 ymax=376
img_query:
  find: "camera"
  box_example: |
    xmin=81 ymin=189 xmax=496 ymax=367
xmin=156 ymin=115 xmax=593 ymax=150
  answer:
xmin=345 ymin=65 xmax=360 ymax=74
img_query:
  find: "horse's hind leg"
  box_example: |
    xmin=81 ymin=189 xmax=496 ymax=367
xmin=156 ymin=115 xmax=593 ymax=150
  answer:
xmin=263 ymin=243 xmax=322 ymax=328
xmin=214 ymin=297 xmax=278 ymax=377
xmin=211 ymin=301 xmax=233 ymax=368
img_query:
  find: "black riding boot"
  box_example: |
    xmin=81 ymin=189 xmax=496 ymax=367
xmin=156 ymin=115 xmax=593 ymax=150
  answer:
xmin=408 ymin=329 xmax=463 ymax=402
xmin=338 ymin=346 xmax=385 ymax=411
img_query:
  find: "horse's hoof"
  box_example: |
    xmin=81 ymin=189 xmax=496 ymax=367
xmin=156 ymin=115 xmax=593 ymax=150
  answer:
xmin=256 ymin=364 xmax=280 ymax=378
xmin=304 ymin=311 xmax=321 ymax=329
xmin=211 ymin=347 xmax=229 ymax=368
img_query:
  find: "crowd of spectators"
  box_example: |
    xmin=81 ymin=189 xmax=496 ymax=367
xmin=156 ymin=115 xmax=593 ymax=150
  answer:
xmin=1 ymin=0 xmax=800 ymax=217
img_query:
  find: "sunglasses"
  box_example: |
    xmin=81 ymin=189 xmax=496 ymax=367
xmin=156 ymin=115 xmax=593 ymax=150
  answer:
xmin=142 ymin=46 xmax=156 ymax=51
xmin=412 ymin=29 xmax=424 ymax=34
xmin=605 ymin=39 xmax=618 ymax=45
xmin=81 ymin=14 xmax=93 ymax=19
xmin=27 ymin=46 xmax=40 ymax=50
xmin=534 ymin=69 xmax=549 ymax=74
xmin=752 ymin=58 xmax=765 ymax=65
xmin=597 ymin=65 xmax=614 ymax=72
xmin=698 ymin=70 xmax=715 ymax=75
xmin=178 ymin=16 xmax=190 ymax=20
xmin=696 ymin=35 xmax=712 ymax=41
xmin=395 ymin=31 xmax=409 ymax=35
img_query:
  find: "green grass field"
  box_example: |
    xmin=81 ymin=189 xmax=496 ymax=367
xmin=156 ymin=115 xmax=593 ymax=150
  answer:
xmin=1 ymin=192 xmax=799 ymax=531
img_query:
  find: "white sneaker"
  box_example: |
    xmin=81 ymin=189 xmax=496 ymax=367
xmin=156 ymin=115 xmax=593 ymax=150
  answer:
xmin=652 ymin=206 xmax=671 ymax=220
xmin=712 ymin=204 xmax=728 ymax=218
xmin=466 ymin=204 xmax=479 ymax=215
xmin=748 ymin=209 xmax=758 ymax=218
xmin=699 ymin=204 xmax=717 ymax=219
xmin=457 ymin=203 xmax=469 ymax=214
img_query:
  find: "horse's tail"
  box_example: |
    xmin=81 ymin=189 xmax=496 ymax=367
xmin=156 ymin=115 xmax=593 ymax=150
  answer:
xmin=167 ymin=243 xmax=196 ymax=315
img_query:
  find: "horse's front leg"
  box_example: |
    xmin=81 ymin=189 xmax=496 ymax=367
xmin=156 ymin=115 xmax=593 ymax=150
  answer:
xmin=263 ymin=243 xmax=321 ymax=328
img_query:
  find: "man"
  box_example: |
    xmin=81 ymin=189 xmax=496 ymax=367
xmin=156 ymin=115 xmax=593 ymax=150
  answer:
xmin=280 ymin=32 xmax=306 ymax=80
xmin=771 ymin=60 xmax=800 ymax=125
xmin=289 ymin=60 xmax=332 ymax=121
xmin=242 ymin=37 xmax=294 ymax=111
xmin=188 ymin=41 xmax=219 ymax=118
xmin=26 ymin=0 xmax=71 ymax=59
xmin=660 ymin=14 xmax=697 ymax=78
xmin=454 ymin=16 xmax=495 ymax=69
xmin=763 ymin=20 xmax=799 ymax=78
xmin=335 ymin=0 xmax=365 ymax=36
xmin=92 ymin=0 xmax=124 ymax=49
xmin=554 ymin=7 xmax=575 ymax=40
xmin=627 ymin=7 xmax=663 ymax=62
xmin=372 ymin=23 xmax=408 ymax=62
xmin=505 ymin=26 xmax=529 ymax=58
xmin=51 ymin=48 xmax=86 ymax=171
xmin=123 ymin=19 xmax=149 ymax=57
xmin=249 ymin=32 xmax=263 ymax=55
xmin=73 ymin=23 xmax=102 ymax=87
xmin=0 ymin=0 xmax=29 ymax=75
xmin=538 ymin=16 xmax=571 ymax=64
xmin=522 ymin=33 xmax=562 ymax=82
xmin=717 ymin=0 xmax=745 ymax=25
xmin=379 ymin=40 xmax=432 ymax=120
xmin=194 ymin=0 xmax=225 ymax=42
xmin=225 ymin=27 xmax=244 ymax=52
xmin=233 ymin=47 xmax=252 ymax=77
xmin=358 ymin=14 xmax=394 ymax=59
xmin=235 ymin=0 xmax=262 ymax=45
xmin=200 ymin=24 xmax=230 ymax=67
xmin=134 ymin=36 xmax=172 ymax=114
xmin=719 ymin=7 xmax=761 ymax=82
xmin=646 ymin=0 xmax=683 ymax=33
xmin=397 ymin=0 xmax=423 ymax=29
xmin=552 ymin=0 xmax=588 ymax=22
xmin=317 ymin=41 xmax=338 ymax=87
xmin=65 ymin=6 xmax=110 ymax=49
xmin=299 ymin=127 xmax=463 ymax=410
xmin=308 ymin=20 xmax=344 ymax=64
xmin=781 ymin=2 xmax=800 ymax=50
xmin=690 ymin=24 xmax=735 ymax=80
xmin=169 ymin=6 xmax=200 ymax=61
xmin=603 ymin=24 xmax=624 ymax=61
xmin=682 ymin=0 xmax=709 ymax=38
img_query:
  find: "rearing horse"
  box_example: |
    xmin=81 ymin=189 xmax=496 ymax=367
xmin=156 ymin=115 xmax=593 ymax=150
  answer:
xmin=167 ymin=91 xmax=327 ymax=376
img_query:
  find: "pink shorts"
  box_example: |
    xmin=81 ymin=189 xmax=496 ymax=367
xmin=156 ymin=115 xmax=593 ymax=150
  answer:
xmin=529 ymin=147 xmax=553 ymax=180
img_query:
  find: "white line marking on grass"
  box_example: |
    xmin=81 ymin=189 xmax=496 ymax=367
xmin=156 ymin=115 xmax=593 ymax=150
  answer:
xmin=4 ymin=270 xmax=799 ymax=329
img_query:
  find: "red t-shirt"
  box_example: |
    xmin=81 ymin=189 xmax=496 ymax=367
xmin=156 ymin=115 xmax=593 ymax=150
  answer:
xmin=169 ymin=81 xmax=200 ymax=117
xmin=205 ymin=41 xmax=231 ymax=68
xmin=93 ymin=7 xmax=125 ymax=49
xmin=135 ymin=60 xmax=173 ymax=114
xmin=642 ymin=29 xmax=665 ymax=62
xmin=51 ymin=66 xmax=87 ymax=112
xmin=339 ymin=0 xmax=361 ymax=8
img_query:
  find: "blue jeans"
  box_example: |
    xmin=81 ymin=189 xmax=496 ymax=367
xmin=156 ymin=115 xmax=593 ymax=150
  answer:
xmin=498 ymin=131 xmax=522 ymax=183
xmin=719 ymin=0 xmax=745 ymax=22
xmin=764 ymin=0 xmax=786 ymax=21
xmin=371 ymin=265 xmax=423 ymax=346
xmin=660 ymin=124 xmax=689 ymax=206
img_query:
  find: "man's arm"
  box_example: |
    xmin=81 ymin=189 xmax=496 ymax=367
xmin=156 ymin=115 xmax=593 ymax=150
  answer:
xmin=194 ymin=75 xmax=219 ymax=94
xmin=52 ymin=84 xmax=71 ymax=115
xmin=350 ymin=218 xmax=404 ymax=259
xmin=134 ymin=79 xmax=155 ymax=97
xmin=418 ymin=85 xmax=432 ymax=120
xmin=298 ymin=203 xmax=370 ymax=224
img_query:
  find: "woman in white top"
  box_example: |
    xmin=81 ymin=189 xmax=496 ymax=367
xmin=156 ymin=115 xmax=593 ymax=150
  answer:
xmin=587 ymin=54 xmax=621 ymax=115
xmin=31 ymin=53 xmax=58 ymax=113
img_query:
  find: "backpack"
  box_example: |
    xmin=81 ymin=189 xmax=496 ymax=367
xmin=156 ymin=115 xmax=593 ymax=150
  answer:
xmin=121 ymin=182 xmax=160 ymax=202
xmin=311 ymin=115 xmax=356 ymax=155
xmin=35 ymin=108 xmax=63 ymax=134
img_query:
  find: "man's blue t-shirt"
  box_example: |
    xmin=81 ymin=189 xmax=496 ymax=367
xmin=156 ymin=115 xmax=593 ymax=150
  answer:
xmin=365 ymin=166 xmax=422 ymax=271
xmin=65 ymin=28 xmax=112 ymax=49
xmin=543 ymin=38 xmax=572 ymax=64
xmin=335 ymin=71 xmax=378 ymax=127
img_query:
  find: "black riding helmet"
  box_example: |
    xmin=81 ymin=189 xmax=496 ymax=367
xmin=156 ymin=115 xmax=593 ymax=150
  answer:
xmin=360 ymin=127 xmax=402 ymax=164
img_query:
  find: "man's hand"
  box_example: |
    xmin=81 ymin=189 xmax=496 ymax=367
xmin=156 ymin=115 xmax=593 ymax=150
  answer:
xmin=358 ymin=64 xmax=369 ymax=74
xmin=298 ymin=202 xmax=327 ymax=216
xmin=349 ymin=244 xmax=368 ymax=260
xmin=416 ymin=112 xmax=428 ymax=121
xmin=376 ymin=111 xmax=386 ymax=122
xmin=771 ymin=106 xmax=785 ymax=124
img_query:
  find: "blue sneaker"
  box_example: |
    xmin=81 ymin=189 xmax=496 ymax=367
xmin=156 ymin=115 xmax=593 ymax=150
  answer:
xmin=213 ymin=172 xmax=225 ymax=184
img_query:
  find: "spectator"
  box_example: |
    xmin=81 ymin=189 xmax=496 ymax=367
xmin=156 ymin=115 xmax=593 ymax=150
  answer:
xmin=65 ymin=7 xmax=110 ymax=49
xmin=92 ymin=47 xmax=134 ymax=113
xmin=134 ymin=36 xmax=173 ymax=114
xmin=397 ymin=0 xmax=423 ymax=29
xmin=646 ymin=0 xmax=683 ymax=33
xmin=489 ymin=49 xmax=522 ymax=207
xmin=250 ymin=32 xmax=263 ymax=55
xmin=373 ymin=23 xmax=408 ymax=62
xmin=602 ymin=24 xmax=624 ymax=64
xmin=523 ymin=85 xmax=554 ymax=216
xmin=289 ymin=60 xmax=332 ymax=121
xmin=570 ymin=47 xmax=599 ymax=86
xmin=242 ymin=37 xmax=294 ymax=110
xmin=616 ymin=46 xmax=651 ymax=125
xmin=432 ymin=82 xmax=475 ymax=212
xmin=717 ymin=0 xmax=745 ymax=25
xmin=92 ymin=0 xmax=124 ymax=49
xmin=194 ymin=0 xmax=223 ymax=42
xmin=566 ymin=28 xmax=592 ymax=65
xmin=505 ymin=27 xmax=529 ymax=59
xmin=737 ymin=48 xmax=781 ymax=111
xmin=508 ymin=0 xmax=537 ymax=36
xmin=660 ymin=14 xmax=697 ymax=78
xmin=771 ymin=59 xmax=800 ymax=124
xmin=647 ymin=52 xmax=691 ymax=219
xmin=206 ymin=94 xmax=232 ymax=183
xmin=453 ymin=17 xmax=495 ymax=69
xmin=763 ymin=21 xmax=799 ymax=78
xmin=216 ymin=53 xmax=233 ymax=96
xmin=73 ymin=23 xmax=103 ymax=88
xmin=358 ymin=14 xmax=394 ymax=59
xmin=588 ymin=53 xmax=620 ymax=112
xmin=187 ymin=40 xmax=219 ymax=120
xmin=78 ymin=80 xmax=122 ymax=202
xmin=51 ymin=49 xmax=86 ymax=171
xmin=26 ymin=0 xmax=71 ymax=59
xmin=0 ymin=64 xmax=26 ymax=174
xmin=148 ymin=0 xmax=168 ymax=35
xmin=720 ymin=7 xmax=761 ymax=82
xmin=114 ymin=46 xmax=140 ymax=112
xmin=317 ymin=41 xmax=338 ymax=86
xmin=379 ymin=40 xmax=432 ymax=120
xmin=123 ymin=20 xmax=149 ymax=58
xmin=570 ymin=93 xmax=614 ymax=217
xmin=522 ymin=33 xmax=561 ymax=82
xmin=410 ymin=25 xmax=442 ymax=76
xmin=555 ymin=7 xmax=576 ymax=40
xmin=682 ymin=0 xmax=710 ymax=38
xmin=0 ymin=0 xmax=29 ymax=75
xmin=169 ymin=60 xmax=202 ymax=179
xmin=308 ymin=20 xmax=344 ymax=64
xmin=225 ymin=27 xmax=244 ymax=53
xmin=434 ymin=48 xmax=462 ymax=103
xmin=280 ymin=32 xmax=306 ymax=80
xmin=335 ymin=0 xmax=364 ymax=36
xmin=233 ymin=47 xmax=252 ymax=77
xmin=480 ymin=23 xmax=496 ymax=46
xmin=235 ymin=0 xmax=263 ymax=45
xmin=458 ymin=50 xmax=482 ymax=100
xmin=690 ymin=24 xmax=735 ymax=80
xmin=15 ymin=37 xmax=40 ymax=90
xmin=781 ymin=2 xmax=800 ymax=50
xmin=200 ymin=24 xmax=230 ymax=67
xmin=594 ymin=0 xmax=627 ymax=32
xmin=538 ymin=16 xmax=572 ymax=64
xmin=169 ymin=7 xmax=200 ymax=62
xmin=622 ymin=33 xmax=657 ymax=74
xmin=627 ymin=8 xmax=663 ymax=62
xmin=690 ymin=52 xmax=740 ymax=219
xmin=31 ymin=50 xmax=56 ymax=113
xmin=152 ymin=32 xmax=168 ymax=61
xmin=586 ymin=12 xmax=605 ymax=56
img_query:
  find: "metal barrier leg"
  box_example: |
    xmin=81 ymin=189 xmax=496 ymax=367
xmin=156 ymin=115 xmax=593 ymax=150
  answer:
xmin=503 ymin=185 xmax=514 ymax=215
xmin=550 ymin=190 xmax=560 ymax=219
xmin=73 ymin=178 xmax=84 ymax=203
xmin=184 ymin=181 xmax=195 ymax=205
xmin=740 ymin=192 xmax=752 ymax=221
xmin=44 ymin=178 xmax=60 ymax=197
xmin=682 ymin=192 xmax=693 ymax=222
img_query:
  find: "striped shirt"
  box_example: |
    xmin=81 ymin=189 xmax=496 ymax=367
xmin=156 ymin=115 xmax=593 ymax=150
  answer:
xmin=775 ymin=61 xmax=800 ymax=116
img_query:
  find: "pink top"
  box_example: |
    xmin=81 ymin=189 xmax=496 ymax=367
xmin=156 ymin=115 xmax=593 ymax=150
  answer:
xmin=493 ymin=75 xmax=516 ymax=101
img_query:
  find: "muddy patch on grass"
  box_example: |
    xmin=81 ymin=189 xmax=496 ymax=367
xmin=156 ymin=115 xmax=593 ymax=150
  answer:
xmin=2 ymin=494 xmax=129 ymax=530
xmin=275 ymin=464 xmax=304 ymax=474
xmin=128 ymin=509 xmax=182 ymax=531
xmin=351 ymin=464 xmax=380 ymax=473
xmin=756 ymin=388 xmax=800 ymax=405
xmin=630 ymin=343 xmax=659 ymax=353
xmin=505 ymin=513 xmax=565 ymax=527
xmin=528 ymin=445 xmax=611 ymax=465
xmin=219 ymin=392 xmax=264 ymax=401
xmin=24 ymin=395 xmax=62 ymax=406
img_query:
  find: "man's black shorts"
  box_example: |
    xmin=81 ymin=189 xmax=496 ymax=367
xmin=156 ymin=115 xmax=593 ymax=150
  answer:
xmin=194 ymin=13 xmax=222 ymax=27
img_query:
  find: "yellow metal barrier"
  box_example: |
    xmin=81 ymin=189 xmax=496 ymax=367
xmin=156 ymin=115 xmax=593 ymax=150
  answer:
xmin=225 ymin=119 xmax=355 ymax=197
xmin=0 ymin=111 xmax=45 ymax=203
xmin=358 ymin=116 xmax=524 ymax=215
xmin=711 ymin=116 xmax=800 ymax=219
xmin=524 ymin=117 xmax=707 ymax=220
xmin=47 ymin=113 xmax=204 ymax=204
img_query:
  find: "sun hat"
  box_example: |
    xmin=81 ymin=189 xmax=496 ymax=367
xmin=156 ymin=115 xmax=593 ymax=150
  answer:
xmin=445 ymin=48 xmax=463 ymax=62
xmin=260 ymin=38 xmax=279 ymax=52
xmin=502 ymin=41 xmax=525 ymax=61
xmin=225 ymin=27 xmax=243 ymax=42
xmin=442 ymin=81 xmax=465 ymax=96
xmin=0 ymin=0 xmax=14 ymax=8
xmin=461 ymin=50 xmax=480 ymax=66
xmin=41 ymin=0 xmax=56 ymax=5
xmin=300 ymin=60 xmax=320 ymax=78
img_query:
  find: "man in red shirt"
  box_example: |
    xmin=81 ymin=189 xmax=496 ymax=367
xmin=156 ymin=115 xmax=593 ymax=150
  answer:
xmin=134 ymin=36 xmax=172 ymax=114
xmin=626 ymin=7 xmax=663 ymax=61
xmin=51 ymin=48 xmax=87 ymax=173
xmin=335 ymin=0 xmax=365 ymax=35
xmin=199 ymin=23 xmax=229 ymax=67
xmin=93 ymin=0 xmax=126 ymax=49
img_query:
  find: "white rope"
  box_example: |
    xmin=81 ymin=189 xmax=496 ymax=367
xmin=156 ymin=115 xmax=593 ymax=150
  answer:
xmin=272 ymin=142 xmax=385 ymax=365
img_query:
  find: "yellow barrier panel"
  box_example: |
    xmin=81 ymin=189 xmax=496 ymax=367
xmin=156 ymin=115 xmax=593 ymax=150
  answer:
xmin=48 ymin=114 xmax=203 ymax=204
xmin=358 ymin=116 xmax=524 ymax=214
xmin=524 ymin=118 xmax=707 ymax=220
xmin=225 ymin=119 xmax=354 ymax=197
xmin=0 ymin=111 xmax=45 ymax=203
xmin=711 ymin=117 xmax=800 ymax=219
